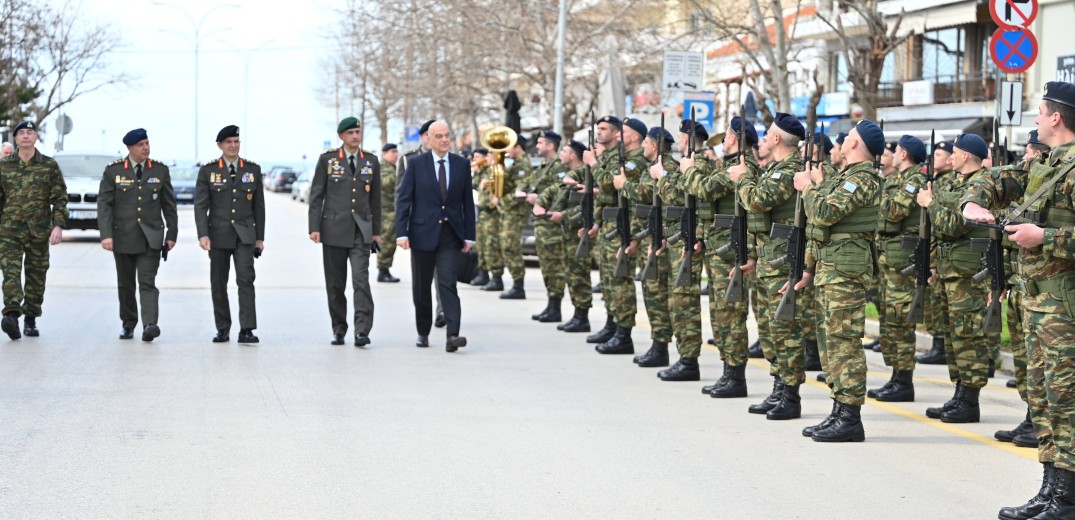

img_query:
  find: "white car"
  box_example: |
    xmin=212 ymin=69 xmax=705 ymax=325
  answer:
xmin=291 ymin=169 xmax=312 ymax=203
xmin=54 ymin=152 xmax=121 ymax=230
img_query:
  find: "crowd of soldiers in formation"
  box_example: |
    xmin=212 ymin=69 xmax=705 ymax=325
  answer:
xmin=373 ymin=82 xmax=1075 ymax=518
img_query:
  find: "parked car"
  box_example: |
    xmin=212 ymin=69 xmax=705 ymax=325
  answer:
xmin=291 ymin=169 xmax=312 ymax=203
xmin=53 ymin=152 xmax=121 ymax=230
xmin=171 ymin=165 xmax=198 ymax=204
xmin=266 ymin=166 xmax=298 ymax=192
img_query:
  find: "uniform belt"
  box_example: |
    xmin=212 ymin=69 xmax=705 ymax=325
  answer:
xmin=934 ymin=240 xmax=967 ymax=260
xmin=1015 ymin=270 xmax=1075 ymax=297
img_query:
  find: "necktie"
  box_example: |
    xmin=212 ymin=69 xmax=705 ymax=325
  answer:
xmin=136 ymin=164 xmax=142 ymax=181
xmin=229 ymin=164 xmax=236 ymax=182
xmin=437 ymin=159 xmax=447 ymax=199
xmin=349 ymin=155 xmax=356 ymax=174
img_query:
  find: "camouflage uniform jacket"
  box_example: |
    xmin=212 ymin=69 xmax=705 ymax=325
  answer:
xmin=501 ymin=155 xmax=533 ymax=217
xmin=530 ymin=157 xmax=568 ymax=229
xmin=0 ymin=149 xmax=67 ymax=238
xmin=380 ymin=159 xmax=396 ymax=213
xmin=879 ymin=164 xmax=927 ymax=235
xmin=803 ymin=160 xmax=882 ymax=285
xmin=595 ymin=146 xmax=644 ymax=223
xmin=735 ymin=151 xmax=795 ymax=269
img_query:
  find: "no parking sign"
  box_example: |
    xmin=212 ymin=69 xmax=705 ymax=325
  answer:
xmin=990 ymin=29 xmax=1038 ymax=74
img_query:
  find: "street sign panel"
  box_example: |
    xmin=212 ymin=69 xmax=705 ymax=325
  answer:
xmin=662 ymin=51 xmax=705 ymax=92
xmin=1000 ymin=81 xmax=1023 ymax=126
xmin=990 ymin=28 xmax=1038 ymax=74
xmin=1058 ymin=55 xmax=1075 ymax=82
xmin=682 ymin=91 xmax=715 ymax=133
xmin=990 ymin=0 xmax=1037 ymax=30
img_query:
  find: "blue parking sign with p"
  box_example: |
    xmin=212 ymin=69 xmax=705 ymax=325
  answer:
xmin=684 ymin=98 xmax=715 ymax=132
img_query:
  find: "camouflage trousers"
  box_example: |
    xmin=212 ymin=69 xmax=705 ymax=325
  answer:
xmin=927 ymin=272 xmax=949 ymax=340
xmin=758 ymin=271 xmax=816 ymax=386
xmin=0 ymin=234 xmax=49 ymax=317
xmin=376 ymin=211 xmax=397 ymax=270
xmin=477 ymin=210 xmax=502 ymax=274
xmin=878 ymin=252 xmax=917 ymax=372
xmin=535 ymin=222 xmax=566 ymax=298
xmin=638 ymin=237 xmax=672 ymax=343
xmin=939 ymin=275 xmax=990 ymax=389
xmin=499 ymin=212 xmax=527 ymax=281
xmin=1009 ymin=289 xmax=1028 ymax=402
xmin=1023 ymin=307 xmax=1075 ymax=470
xmin=563 ymin=228 xmax=593 ymax=310
xmin=703 ymin=230 xmax=748 ymax=366
xmin=668 ymin=246 xmax=702 ymax=357
xmin=598 ymin=220 xmax=635 ymax=327
xmin=815 ymin=280 xmax=869 ymax=406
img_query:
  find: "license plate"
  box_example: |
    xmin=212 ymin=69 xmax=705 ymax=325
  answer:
xmin=69 ymin=210 xmax=96 ymax=220
xmin=176 ymin=193 xmax=194 ymax=200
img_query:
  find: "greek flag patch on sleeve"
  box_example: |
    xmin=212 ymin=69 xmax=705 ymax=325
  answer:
xmin=905 ymin=183 xmax=916 ymax=194
xmin=842 ymin=181 xmax=858 ymax=193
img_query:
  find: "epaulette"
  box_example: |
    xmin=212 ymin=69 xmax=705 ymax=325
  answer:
xmin=242 ymin=158 xmax=259 ymax=167
xmin=108 ymin=158 xmax=124 ymax=166
xmin=363 ymin=149 xmax=376 ymax=157
xmin=322 ymin=147 xmax=339 ymax=155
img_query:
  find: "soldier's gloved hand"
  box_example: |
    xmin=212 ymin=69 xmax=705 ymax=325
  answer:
xmin=199 ymin=237 xmax=211 ymax=251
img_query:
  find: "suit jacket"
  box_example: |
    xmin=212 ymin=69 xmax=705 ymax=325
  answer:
xmin=308 ymin=147 xmax=382 ymax=248
xmin=97 ymin=157 xmax=179 ymax=255
xmin=396 ymin=151 xmax=475 ymax=252
xmin=194 ymin=157 xmax=265 ymax=249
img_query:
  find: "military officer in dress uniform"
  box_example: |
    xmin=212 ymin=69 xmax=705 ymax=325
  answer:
xmin=194 ymin=125 xmax=265 ymax=344
xmin=97 ymin=128 xmax=179 ymax=342
xmin=309 ymin=116 xmax=382 ymax=347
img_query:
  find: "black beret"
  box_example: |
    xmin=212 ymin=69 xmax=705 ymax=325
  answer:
xmin=460 ymin=149 xmax=473 ymax=158
xmin=337 ymin=117 xmax=360 ymax=134
xmin=773 ymin=112 xmax=805 ymax=140
xmin=1028 ymin=130 xmax=1043 ymax=146
xmin=885 ymin=142 xmax=898 ymax=153
xmin=679 ymin=119 xmax=709 ymax=142
xmin=474 ymin=147 xmax=489 ymax=155
xmin=936 ymin=141 xmax=954 ymax=154
xmin=596 ymin=115 xmax=622 ymax=129
xmin=13 ymin=120 xmax=37 ymax=135
xmin=216 ymin=125 xmax=239 ymax=143
xmin=516 ymin=135 xmax=528 ymax=148
xmin=855 ymin=120 xmax=885 ymax=156
xmin=1044 ymin=81 xmax=1075 ymax=110
xmin=819 ymin=134 xmax=833 ymax=155
xmin=897 ymin=135 xmax=927 ymax=163
xmin=623 ymin=117 xmax=647 ymax=138
xmin=835 ymin=132 xmax=848 ymax=145
xmin=122 ymin=128 xmax=148 ymax=146
xmin=729 ymin=116 xmax=759 ymax=147
xmin=646 ymin=127 xmax=674 ymax=145
xmin=419 ymin=119 xmax=436 ymax=135
xmin=954 ymin=133 xmax=988 ymax=159
xmin=536 ymin=130 xmax=562 ymax=143
xmin=382 ymin=143 xmax=397 ymax=152
xmin=568 ymin=139 xmax=587 ymax=158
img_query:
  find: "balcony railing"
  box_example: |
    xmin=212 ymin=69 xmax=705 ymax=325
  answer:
xmin=875 ymin=73 xmax=997 ymax=107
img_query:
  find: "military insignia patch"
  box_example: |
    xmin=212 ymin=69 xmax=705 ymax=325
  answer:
xmin=842 ymin=181 xmax=858 ymax=193
xmin=247 ymin=193 xmax=253 ymax=201
xmin=771 ymin=171 xmax=782 ymax=179
xmin=365 ymin=185 xmax=370 ymax=192
xmin=242 ymin=173 xmax=254 ymax=183
xmin=152 ymin=193 xmax=158 ymax=200
xmin=626 ymin=161 xmax=636 ymax=171
xmin=360 ymin=166 xmax=372 ymax=176
xmin=146 ymin=177 xmax=160 ymax=184
xmin=905 ymin=184 xmax=916 ymax=194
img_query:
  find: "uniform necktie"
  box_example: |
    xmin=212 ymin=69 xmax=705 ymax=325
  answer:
xmin=229 ymin=164 xmax=236 ymax=182
xmin=438 ymin=159 xmax=447 ymax=199
xmin=349 ymin=155 xmax=356 ymax=175
xmin=136 ymin=164 xmax=142 ymax=181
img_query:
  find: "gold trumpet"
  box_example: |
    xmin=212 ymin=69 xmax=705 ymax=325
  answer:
xmin=479 ymin=125 xmax=517 ymax=199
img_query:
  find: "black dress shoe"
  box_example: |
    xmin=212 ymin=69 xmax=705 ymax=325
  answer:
xmin=23 ymin=316 xmax=38 ymax=337
xmin=446 ymin=335 xmax=467 ymax=352
xmin=434 ymin=312 xmax=446 ymax=328
xmin=354 ymin=333 xmax=370 ymax=347
xmin=377 ymin=269 xmax=400 ymax=283
xmin=212 ymin=330 xmax=230 ymax=343
xmin=142 ymin=324 xmax=160 ymax=342
xmin=1 ymin=313 xmax=20 ymax=340
xmin=331 ymin=334 xmax=345 ymax=346
xmin=416 ymin=335 xmax=429 ymax=348
xmin=119 ymin=327 xmax=135 ymax=340
xmin=238 ymin=329 xmax=259 ymax=344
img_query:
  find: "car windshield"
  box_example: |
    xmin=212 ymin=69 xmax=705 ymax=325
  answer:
xmin=171 ymin=167 xmax=198 ymax=181
xmin=54 ymin=154 xmax=119 ymax=178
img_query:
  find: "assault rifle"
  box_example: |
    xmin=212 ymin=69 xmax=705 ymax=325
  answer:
xmin=668 ymin=107 xmax=698 ymax=288
xmin=769 ymin=129 xmax=814 ymax=321
xmin=714 ymin=107 xmax=749 ymax=302
xmin=900 ymin=130 xmax=936 ymax=323
xmin=602 ymin=117 xmax=633 ymax=278
xmin=574 ymin=111 xmax=596 ymax=258
xmin=635 ymin=113 xmax=665 ymax=281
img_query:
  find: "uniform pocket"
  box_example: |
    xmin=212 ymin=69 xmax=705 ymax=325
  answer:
xmin=948 ymin=241 xmax=982 ymax=277
xmin=824 ymin=240 xmax=872 ymax=278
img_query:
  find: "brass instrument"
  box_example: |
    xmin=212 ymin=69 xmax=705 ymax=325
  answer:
xmin=479 ymin=125 xmax=517 ymax=199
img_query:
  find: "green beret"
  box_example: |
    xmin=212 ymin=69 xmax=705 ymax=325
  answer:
xmin=337 ymin=117 xmax=361 ymax=134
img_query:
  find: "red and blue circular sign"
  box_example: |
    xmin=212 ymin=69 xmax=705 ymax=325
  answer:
xmin=990 ymin=28 xmax=1038 ymax=74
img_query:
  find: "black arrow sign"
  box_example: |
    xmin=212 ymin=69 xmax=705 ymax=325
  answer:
xmin=1007 ymin=82 xmax=1016 ymax=123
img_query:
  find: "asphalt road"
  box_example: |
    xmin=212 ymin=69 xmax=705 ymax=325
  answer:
xmin=0 ymin=191 xmax=1038 ymax=519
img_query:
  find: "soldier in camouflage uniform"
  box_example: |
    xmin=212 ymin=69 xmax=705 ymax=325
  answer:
xmin=796 ymin=120 xmax=883 ymax=442
xmin=471 ymin=149 xmax=502 ymax=289
xmin=376 ymin=143 xmax=401 ymax=283
xmin=866 ymin=135 xmax=928 ymax=402
xmin=495 ymin=137 xmax=533 ymax=299
xmin=582 ymin=118 xmax=623 ymax=347
xmin=917 ymin=141 xmax=956 ymax=365
xmin=535 ymin=140 xmax=592 ymax=332
xmin=726 ymin=114 xmax=804 ymax=412
xmin=527 ymin=130 xmax=569 ymax=322
xmin=963 ymin=81 xmax=1075 ymax=519
xmin=0 ymin=120 xmax=67 ymax=339
xmin=616 ymin=124 xmax=674 ymax=367
xmin=916 ymin=133 xmax=992 ymax=424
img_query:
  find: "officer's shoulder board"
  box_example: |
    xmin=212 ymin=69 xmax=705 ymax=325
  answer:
xmin=242 ymin=158 xmax=259 ymax=167
xmin=107 ymin=158 xmax=124 ymax=167
xmin=322 ymin=147 xmax=340 ymax=156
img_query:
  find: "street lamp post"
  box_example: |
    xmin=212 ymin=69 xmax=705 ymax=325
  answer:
xmin=152 ymin=1 xmax=238 ymax=160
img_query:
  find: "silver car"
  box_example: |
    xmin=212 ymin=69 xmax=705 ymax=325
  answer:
xmin=291 ymin=169 xmax=312 ymax=203
xmin=54 ymin=152 xmax=121 ymax=230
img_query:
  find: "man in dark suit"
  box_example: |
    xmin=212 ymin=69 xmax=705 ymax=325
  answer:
xmin=194 ymin=125 xmax=265 ymax=344
xmin=396 ymin=120 xmax=475 ymax=352
xmin=309 ymin=117 xmax=381 ymax=347
xmin=97 ymin=128 xmax=179 ymax=342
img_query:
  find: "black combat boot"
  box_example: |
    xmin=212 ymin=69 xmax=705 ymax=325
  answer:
xmin=748 ymin=377 xmax=784 ymax=414
xmin=1009 ymin=379 xmax=1019 ymax=388
xmin=537 ymin=297 xmax=562 ymax=323
xmin=499 ymin=279 xmax=526 ymax=299
xmin=916 ymin=336 xmax=947 ymax=364
xmin=803 ymin=400 xmax=839 ymax=437
xmin=377 ymin=269 xmax=400 ymax=283
xmin=23 ymin=316 xmax=38 ymax=337
xmin=481 ymin=275 xmax=504 ymax=292
xmin=817 ymin=372 xmax=827 ymax=383
xmin=811 ymin=403 xmax=865 ymax=442
xmin=710 ymin=364 xmax=748 ymax=398
xmin=941 ymin=386 xmax=980 ymax=423
xmin=702 ymin=362 xmax=732 ymax=394
xmin=1014 ymin=431 xmax=1041 ymax=448
xmin=531 ymin=299 xmax=551 ymax=321
xmin=766 ymin=384 xmax=801 ymax=420
xmin=747 ymin=340 xmax=763 ymax=358
xmin=560 ymin=307 xmax=591 ymax=333
xmin=999 ymin=463 xmax=1055 ymax=520
xmin=876 ymin=370 xmax=915 ymax=402
xmin=867 ymin=368 xmax=897 ymax=399
xmin=1030 ymin=467 xmax=1075 ymax=519
xmin=634 ymin=341 xmax=669 ymax=367
xmin=658 ymin=356 xmax=700 ymax=381
xmin=586 ymin=316 xmax=615 ymax=343
xmin=804 ymin=339 xmax=821 ymax=371
xmin=1 ymin=312 xmax=20 ymax=340
xmin=862 ymin=337 xmax=880 ymax=350
xmin=592 ymin=282 xmax=601 ymax=293
xmin=469 ymin=269 xmax=489 ymax=286
xmin=997 ymin=409 xmax=1035 ymax=443
xmin=989 ymin=358 xmax=997 ymax=378
xmin=926 ymin=382 xmax=963 ymax=419
xmin=596 ymin=326 xmax=634 ymax=355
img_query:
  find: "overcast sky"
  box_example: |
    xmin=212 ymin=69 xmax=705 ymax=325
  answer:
xmin=55 ymin=0 xmax=389 ymax=169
